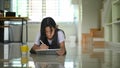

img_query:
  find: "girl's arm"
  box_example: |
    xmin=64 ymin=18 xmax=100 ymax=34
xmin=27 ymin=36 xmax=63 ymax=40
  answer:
xmin=32 ymin=44 xmax=41 ymax=50
xmin=56 ymin=41 xmax=66 ymax=56
xmin=32 ymin=44 xmax=49 ymax=50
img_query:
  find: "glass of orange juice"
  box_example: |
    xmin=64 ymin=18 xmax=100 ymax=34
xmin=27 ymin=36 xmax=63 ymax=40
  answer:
xmin=20 ymin=45 xmax=29 ymax=53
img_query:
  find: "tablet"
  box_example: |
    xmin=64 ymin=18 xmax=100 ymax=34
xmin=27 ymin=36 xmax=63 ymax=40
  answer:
xmin=35 ymin=49 xmax=60 ymax=55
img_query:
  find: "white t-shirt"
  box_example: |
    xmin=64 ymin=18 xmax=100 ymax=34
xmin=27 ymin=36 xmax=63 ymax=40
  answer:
xmin=34 ymin=30 xmax=65 ymax=45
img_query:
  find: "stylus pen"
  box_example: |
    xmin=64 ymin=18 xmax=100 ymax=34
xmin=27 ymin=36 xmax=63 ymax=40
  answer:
xmin=40 ymin=40 xmax=44 ymax=44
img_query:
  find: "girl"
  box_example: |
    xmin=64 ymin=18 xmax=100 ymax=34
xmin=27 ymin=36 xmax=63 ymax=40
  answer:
xmin=30 ymin=17 xmax=66 ymax=56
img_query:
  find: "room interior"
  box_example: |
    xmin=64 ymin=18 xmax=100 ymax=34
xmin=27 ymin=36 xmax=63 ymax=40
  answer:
xmin=0 ymin=0 xmax=120 ymax=68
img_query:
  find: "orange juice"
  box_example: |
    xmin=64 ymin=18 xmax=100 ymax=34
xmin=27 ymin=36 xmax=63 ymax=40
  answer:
xmin=20 ymin=45 xmax=29 ymax=52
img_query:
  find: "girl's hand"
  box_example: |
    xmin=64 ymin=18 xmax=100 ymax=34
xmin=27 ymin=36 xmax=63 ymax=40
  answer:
xmin=40 ymin=44 xmax=49 ymax=49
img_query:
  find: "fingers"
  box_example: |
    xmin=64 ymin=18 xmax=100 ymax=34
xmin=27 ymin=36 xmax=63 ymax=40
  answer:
xmin=40 ymin=44 xmax=49 ymax=49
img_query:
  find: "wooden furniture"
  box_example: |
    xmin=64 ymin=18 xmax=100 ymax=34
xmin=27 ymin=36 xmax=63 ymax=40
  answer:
xmin=81 ymin=33 xmax=91 ymax=53
xmin=0 ymin=17 xmax=28 ymax=43
xmin=81 ymin=28 xmax=105 ymax=53
xmin=90 ymin=28 xmax=104 ymax=48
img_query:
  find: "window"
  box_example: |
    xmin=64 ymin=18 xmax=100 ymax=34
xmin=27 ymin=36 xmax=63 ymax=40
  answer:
xmin=12 ymin=0 xmax=28 ymax=17
xmin=11 ymin=0 xmax=74 ymax=22
xmin=28 ymin=0 xmax=42 ymax=21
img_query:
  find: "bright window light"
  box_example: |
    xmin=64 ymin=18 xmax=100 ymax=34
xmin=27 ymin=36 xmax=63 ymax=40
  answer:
xmin=11 ymin=0 xmax=74 ymax=22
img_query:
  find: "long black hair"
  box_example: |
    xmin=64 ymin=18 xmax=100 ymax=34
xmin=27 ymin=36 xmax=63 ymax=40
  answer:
xmin=40 ymin=17 xmax=60 ymax=49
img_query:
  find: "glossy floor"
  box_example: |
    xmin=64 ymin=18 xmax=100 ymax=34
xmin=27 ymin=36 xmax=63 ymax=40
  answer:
xmin=0 ymin=41 xmax=120 ymax=68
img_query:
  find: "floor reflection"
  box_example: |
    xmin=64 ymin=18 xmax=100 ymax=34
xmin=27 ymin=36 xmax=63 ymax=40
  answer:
xmin=81 ymin=42 xmax=120 ymax=68
xmin=0 ymin=41 xmax=120 ymax=68
xmin=0 ymin=41 xmax=81 ymax=68
xmin=30 ymin=55 xmax=65 ymax=68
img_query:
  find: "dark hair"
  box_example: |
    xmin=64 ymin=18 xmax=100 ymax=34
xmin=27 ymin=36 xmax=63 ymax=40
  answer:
xmin=40 ymin=17 xmax=60 ymax=49
xmin=0 ymin=10 xmax=4 ymax=13
xmin=40 ymin=17 xmax=57 ymax=36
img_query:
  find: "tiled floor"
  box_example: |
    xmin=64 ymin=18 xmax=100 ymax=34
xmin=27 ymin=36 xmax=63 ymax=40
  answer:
xmin=0 ymin=41 xmax=120 ymax=68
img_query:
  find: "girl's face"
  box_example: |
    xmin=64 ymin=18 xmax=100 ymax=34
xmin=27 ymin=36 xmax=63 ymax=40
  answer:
xmin=45 ymin=26 xmax=55 ymax=40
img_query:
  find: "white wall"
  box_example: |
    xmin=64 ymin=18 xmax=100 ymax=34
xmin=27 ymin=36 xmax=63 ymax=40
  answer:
xmin=58 ymin=22 xmax=77 ymax=42
xmin=82 ymin=0 xmax=102 ymax=33
xmin=28 ymin=23 xmax=40 ymax=42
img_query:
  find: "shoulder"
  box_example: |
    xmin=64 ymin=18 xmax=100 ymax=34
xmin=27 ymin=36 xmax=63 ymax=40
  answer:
xmin=57 ymin=29 xmax=65 ymax=35
xmin=57 ymin=29 xmax=65 ymax=43
xmin=57 ymin=29 xmax=65 ymax=38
